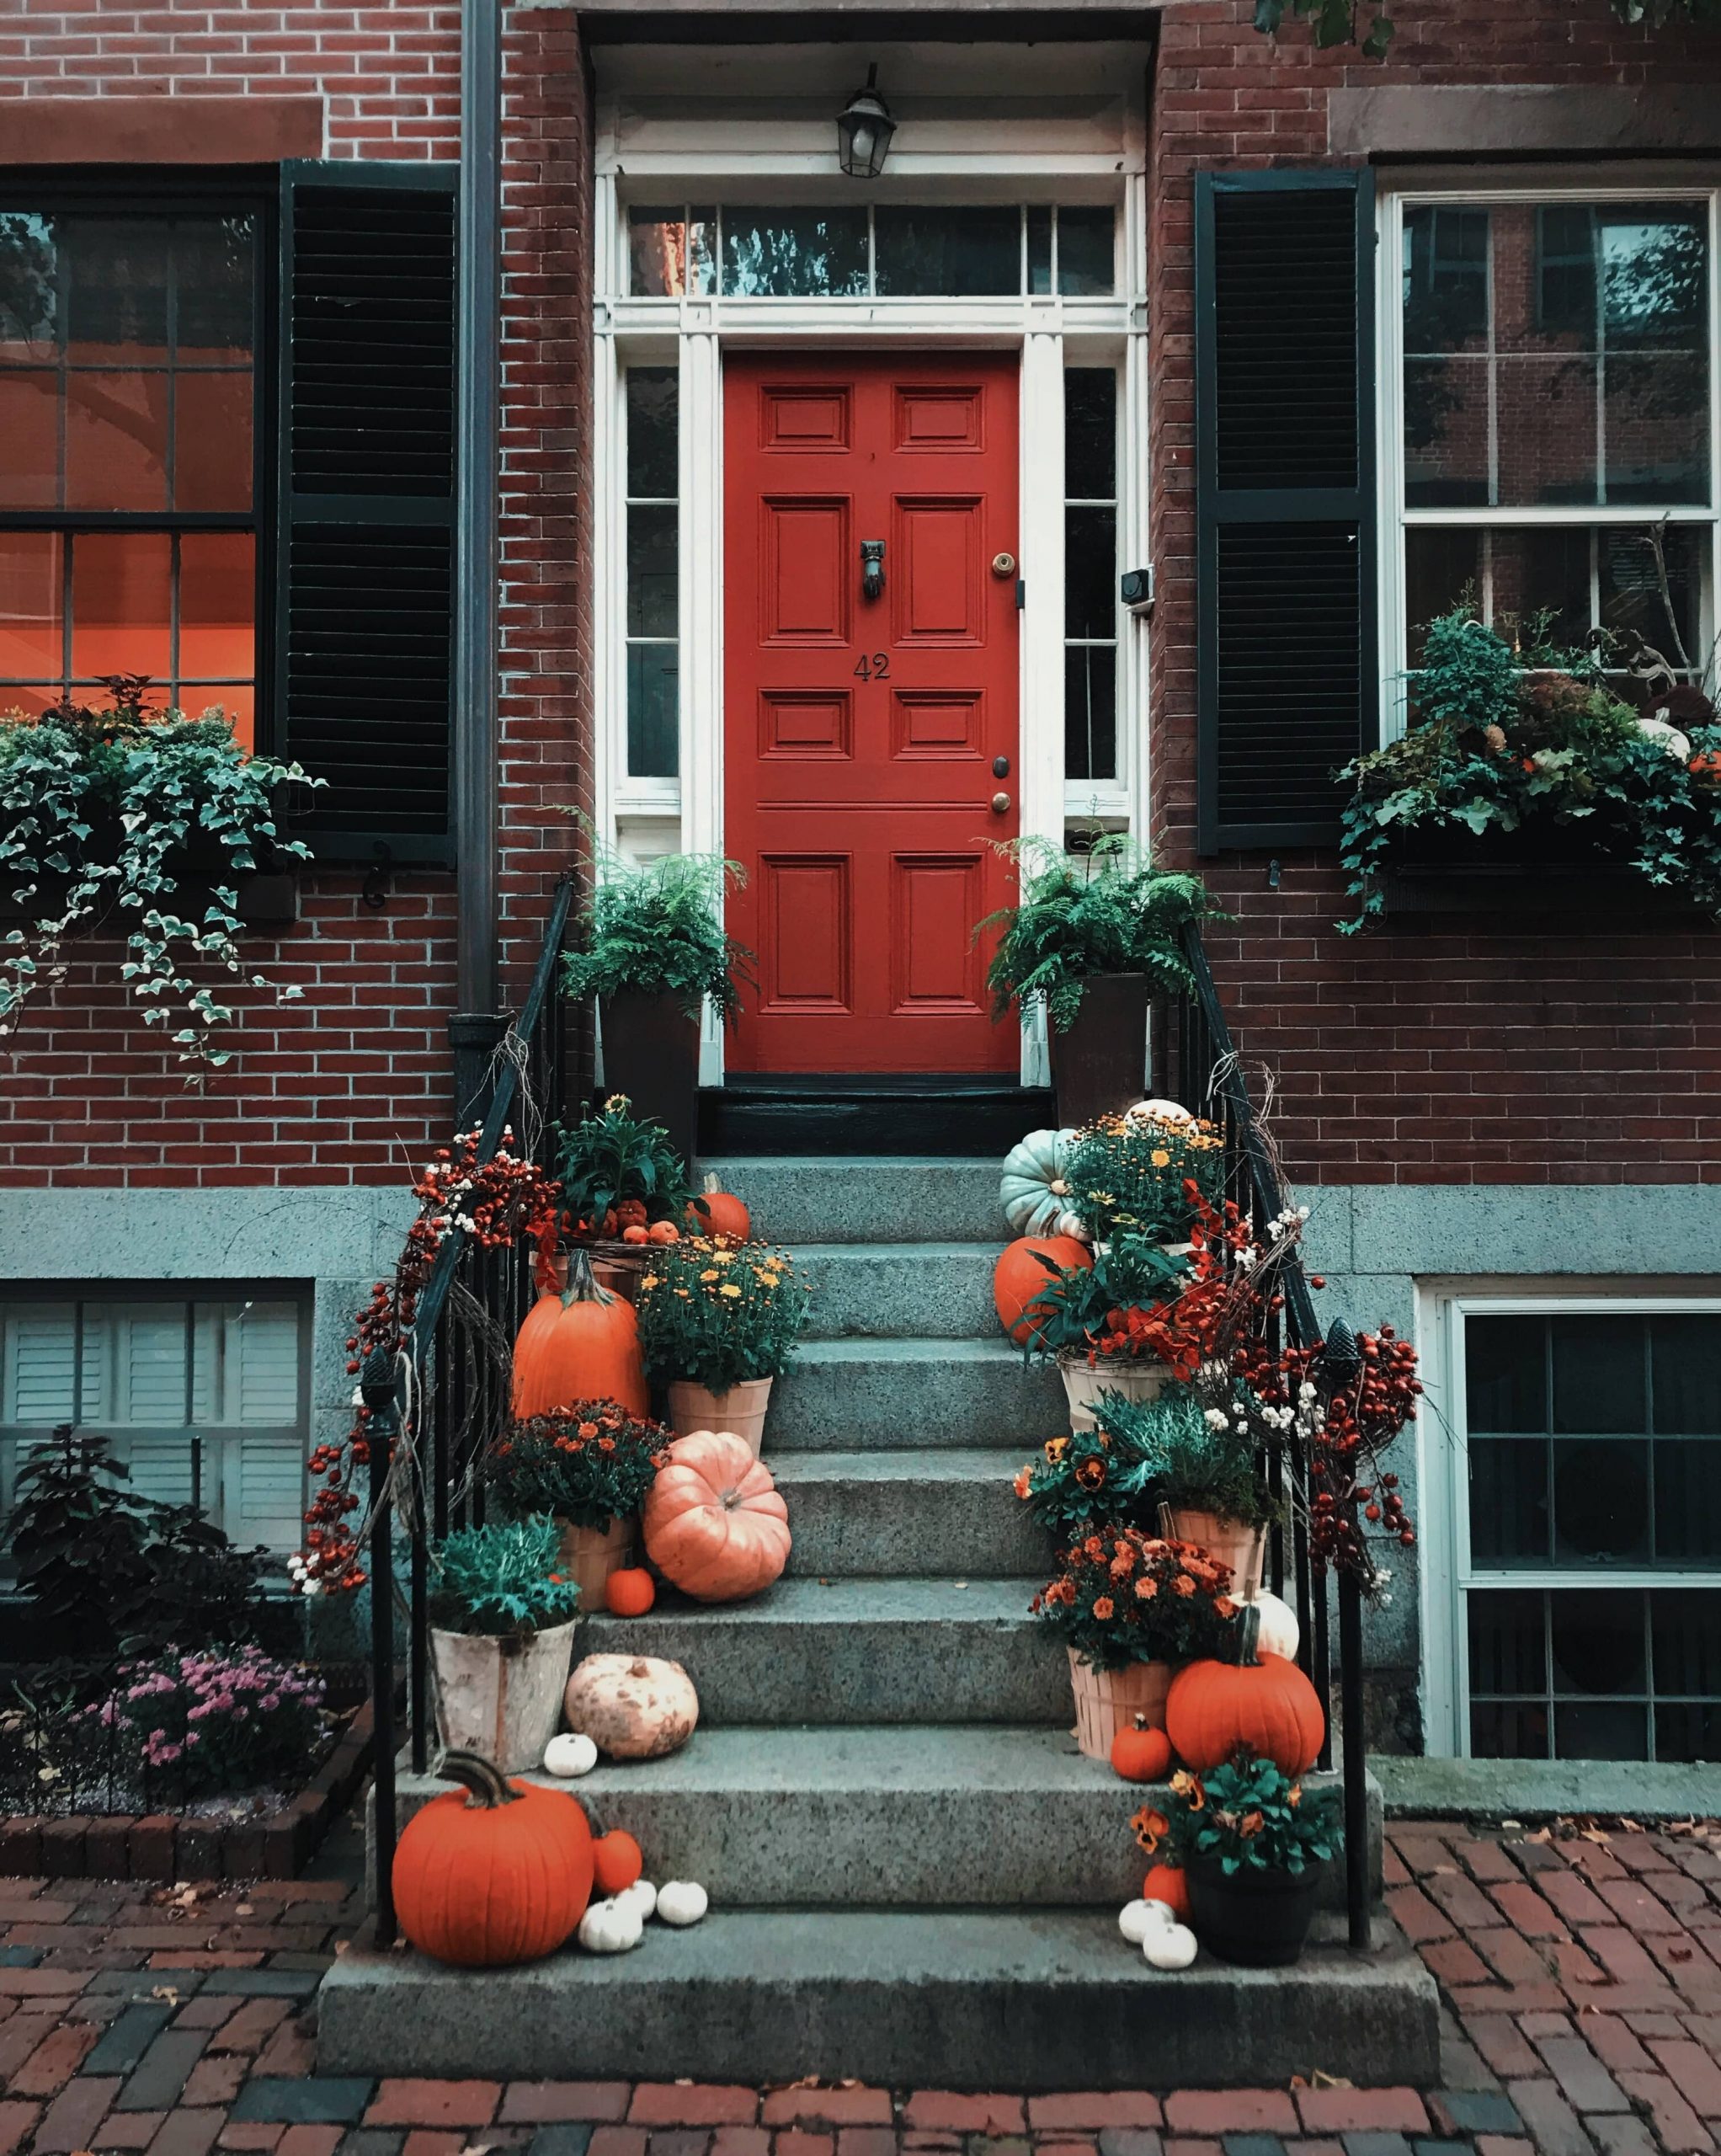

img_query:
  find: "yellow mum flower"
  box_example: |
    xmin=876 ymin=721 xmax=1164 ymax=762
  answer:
xmin=719 ymin=1283 xmax=743 ymax=1298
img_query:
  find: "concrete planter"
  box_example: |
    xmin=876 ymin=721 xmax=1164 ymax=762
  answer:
xmin=557 ymin=1516 xmax=634 ymax=1612
xmin=1067 ymin=1648 xmax=1170 ymax=1760
xmin=430 ymin=1617 xmax=578 ymax=1774
xmin=1059 ymin=1358 xmax=1172 ymax=1433
xmin=668 ymin=1376 xmax=773 ymax=1456
xmin=1159 ymin=1507 xmax=1267 ymax=1598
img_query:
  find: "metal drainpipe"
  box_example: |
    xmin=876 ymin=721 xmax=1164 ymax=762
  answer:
xmin=450 ymin=0 xmax=504 ymax=1128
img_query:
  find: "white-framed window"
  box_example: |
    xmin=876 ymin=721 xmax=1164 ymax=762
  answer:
xmin=623 ymin=365 xmax=679 ymax=782
xmin=1064 ymin=362 xmax=1120 ymax=787
xmin=0 ymin=1290 xmax=309 ymax=1551
xmin=1380 ymin=184 xmax=1720 ymax=710
xmin=1427 ymin=1294 xmax=1721 ymax=1764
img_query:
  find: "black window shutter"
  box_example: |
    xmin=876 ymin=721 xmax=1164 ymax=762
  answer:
xmin=275 ymin=161 xmax=457 ymax=859
xmin=1195 ymin=170 xmax=1377 ymax=851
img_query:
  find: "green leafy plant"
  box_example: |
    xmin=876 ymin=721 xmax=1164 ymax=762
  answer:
xmin=1018 ymin=1235 xmax=1193 ymax=1369
xmin=1032 ymin=1526 xmax=1238 ymax=1671
xmin=0 ymin=680 xmax=317 ymax=1068
xmin=1255 ymin=0 xmax=1721 ymax=55
xmin=978 ymin=833 xmax=1214 ymax=1034
xmin=487 ymin=1402 xmax=673 ymax=1534
xmin=552 ymin=1096 xmax=694 ymax=1235
xmin=1098 ymin=1388 xmax=1282 ymax=1532
xmin=635 ymin=1236 xmax=810 ymax=1392
xmin=562 ymin=828 xmax=754 ymax=1025
xmin=1013 ymin=1397 xmax=1177 ymax=1540
xmin=1159 ymin=1754 xmax=1340 ymax=1877
xmin=1063 ymin=1112 xmax=1230 ymax=1243
xmin=1339 ymin=609 xmax=1721 ymax=928
xmin=430 ymin=1517 xmax=582 ymax=1637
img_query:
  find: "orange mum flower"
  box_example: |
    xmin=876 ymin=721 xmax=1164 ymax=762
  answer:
xmin=1134 ymin=1577 xmax=1159 ymax=1600
xmin=1091 ymin=1596 xmax=1115 ymax=1622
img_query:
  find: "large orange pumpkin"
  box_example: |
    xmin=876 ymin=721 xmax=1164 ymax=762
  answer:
xmin=1164 ymin=1606 xmax=1325 ymax=1777
xmin=512 ymin=1249 xmax=647 ymax=1419
xmin=994 ymin=1235 xmax=1091 ymax=1345
xmin=689 ymin=1173 xmax=751 ymax=1244
xmin=393 ymin=1749 xmax=594 ymax=1967
xmin=643 ymin=1428 xmax=791 ymax=1602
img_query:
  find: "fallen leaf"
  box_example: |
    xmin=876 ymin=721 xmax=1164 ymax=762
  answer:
xmin=1310 ymin=2071 xmax=1354 ymax=2089
xmin=234 ymin=1904 xmax=253 ymax=1918
xmin=148 ymin=1987 xmax=180 ymax=2005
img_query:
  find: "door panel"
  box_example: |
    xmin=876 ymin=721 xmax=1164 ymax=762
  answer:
xmin=725 ymin=351 xmax=1020 ymax=1075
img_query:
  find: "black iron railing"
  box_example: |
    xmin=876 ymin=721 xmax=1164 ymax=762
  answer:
xmin=1170 ymin=921 xmax=1371 ymax=1947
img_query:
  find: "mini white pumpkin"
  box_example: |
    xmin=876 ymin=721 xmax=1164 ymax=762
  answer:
xmin=1125 ymin=1098 xmax=1194 ymax=1126
xmin=1118 ymin=1897 xmax=1174 ymax=1945
xmin=1247 ymin=1589 xmax=1300 ymax=1662
xmin=1000 ymin=1129 xmax=1077 ymax=1239
xmin=578 ymin=1896 xmax=644 ymax=1953
xmin=655 ymin=1879 xmax=709 ymax=1928
xmin=1052 ymin=1209 xmax=1093 ymax=1244
xmin=541 ymin=1732 xmax=599 ymax=1779
xmin=618 ymin=1877 xmax=658 ymax=1920
xmin=1143 ymin=1921 xmax=1198 ymax=1970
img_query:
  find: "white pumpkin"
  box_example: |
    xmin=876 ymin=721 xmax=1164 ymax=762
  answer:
xmin=1118 ymin=1897 xmax=1173 ymax=1945
xmin=1125 ymin=1098 xmax=1194 ymax=1126
xmin=655 ymin=1879 xmax=709 ymax=1928
xmin=1052 ymin=1209 xmax=1093 ymax=1244
xmin=1248 ymin=1590 xmax=1301 ymax=1662
xmin=541 ymin=1732 xmax=599 ymax=1780
xmin=618 ymin=1877 xmax=658 ymax=1920
xmin=578 ymin=1897 xmax=645 ymax=1954
xmin=1143 ymin=1922 xmax=1198 ymax=1970
xmin=1000 ymin=1129 xmax=1077 ymax=1239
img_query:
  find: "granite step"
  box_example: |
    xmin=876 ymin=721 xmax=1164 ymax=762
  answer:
xmin=767 ymin=1337 xmax=1064 ymax=1450
xmin=773 ymin=1447 xmax=1045 ymax=1580
xmin=699 ymin=1155 xmax=1009 ymax=1246
xmin=791 ymin=1241 xmax=1002 ymax=1340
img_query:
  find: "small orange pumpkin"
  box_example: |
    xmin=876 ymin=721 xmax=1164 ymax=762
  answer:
xmin=604 ymin=1566 xmax=657 ymax=1618
xmin=1143 ymin=1861 xmax=1191 ymax=1922
xmin=592 ymin=1828 xmax=643 ymax=1898
xmin=1110 ymin=1714 xmax=1172 ymax=1785
xmin=393 ymin=1749 xmax=594 ymax=1967
xmin=615 ymin=1198 xmax=648 ymax=1230
xmin=1164 ymin=1605 xmax=1324 ymax=1778
xmin=646 ymin=1219 xmax=680 ymax=1246
xmin=689 ymin=1172 xmax=751 ymax=1244
xmin=512 ymin=1251 xmax=647 ymax=1420
xmin=994 ymin=1235 xmax=1091 ymax=1345
xmin=621 ymin=1224 xmax=649 ymax=1246
xmin=643 ymin=1429 xmax=791 ymax=1602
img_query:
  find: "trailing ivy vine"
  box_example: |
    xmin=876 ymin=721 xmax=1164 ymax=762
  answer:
xmin=1255 ymin=0 xmax=1721 ymax=53
xmin=0 ymin=678 xmax=318 ymax=1070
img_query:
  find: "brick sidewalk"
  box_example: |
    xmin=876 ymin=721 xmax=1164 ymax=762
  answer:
xmin=1 ymin=1817 xmax=1718 ymax=2156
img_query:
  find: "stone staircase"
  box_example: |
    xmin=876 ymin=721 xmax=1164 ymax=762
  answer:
xmin=318 ymin=1157 xmax=1437 ymax=2089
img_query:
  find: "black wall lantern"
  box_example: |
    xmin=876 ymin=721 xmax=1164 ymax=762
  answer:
xmin=837 ymin=65 xmax=896 ymax=179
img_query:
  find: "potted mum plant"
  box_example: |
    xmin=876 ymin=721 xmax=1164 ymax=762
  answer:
xmin=562 ymin=830 xmax=754 ymax=1164
xmin=635 ymin=1236 xmax=810 ymax=1454
xmin=978 ymin=834 xmax=1214 ymax=1125
xmin=1020 ymin=1235 xmax=1191 ymax=1428
xmin=1032 ymin=1529 xmax=1235 ymax=1759
xmin=1062 ymin=1109 xmax=1229 ymax=1246
xmin=486 ymin=1401 xmax=673 ymax=1610
xmin=429 ymin=1516 xmax=582 ymax=1773
xmin=1158 ymin=1755 xmax=1340 ymax=1967
xmin=551 ymin=1095 xmax=694 ymax=1298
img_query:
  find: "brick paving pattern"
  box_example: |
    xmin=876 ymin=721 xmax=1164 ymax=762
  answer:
xmin=0 ymin=1819 xmax=1718 ymax=2156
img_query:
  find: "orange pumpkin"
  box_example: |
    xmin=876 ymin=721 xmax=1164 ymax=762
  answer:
xmin=994 ymin=1235 xmax=1091 ymax=1345
xmin=643 ymin=1429 xmax=791 ymax=1603
xmin=1143 ymin=1861 xmax=1191 ymax=1922
xmin=512 ymin=1250 xmax=647 ymax=1420
xmin=1164 ymin=1606 xmax=1324 ymax=1778
xmin=1110 ymin=1714 xmax=1172 ymax=1785
xmin=689 ymin=1173 xmax=751 ymax=1244
xmin=615 ymin=1198 xmax=648 ymax=1230
xmin=646 ymin=1220 xmax=680 ymax=1246
xmin=604 ymin=1566 xmax=657 ymax=1618
xmin=592 ymin=1828 xmax=643 ymax=1898
xmin=393 ymin=1749 xmax=594 ymax=1967
xmin=621 ymin=1224 xmax=649 ymax=1246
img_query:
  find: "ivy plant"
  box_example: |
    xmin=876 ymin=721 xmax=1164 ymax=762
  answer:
xmin=1255 ymin=0 xmax=1721 ymax=52
xmin=0 ymin=679 xmax=317 ymax=1070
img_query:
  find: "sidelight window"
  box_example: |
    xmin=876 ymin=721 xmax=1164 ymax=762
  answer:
xmin=1064 ymin=366 xmax=1119 ymax=783
xmin=625 ymin=367 xmax=679 ymax=780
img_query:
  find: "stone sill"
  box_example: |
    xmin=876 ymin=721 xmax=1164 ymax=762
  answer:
xmin=1375 ymin=1752 xmax=1720 ymax=1821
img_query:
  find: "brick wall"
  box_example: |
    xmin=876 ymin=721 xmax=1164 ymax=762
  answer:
xmin=0 ymin=3 xmax=592 ymax=1189
xmin=1146 ymin=0 xmax=1721 ymax=1187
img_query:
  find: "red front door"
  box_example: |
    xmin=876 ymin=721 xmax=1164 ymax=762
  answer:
xmin=723 ymin=351 xmax=1020 ymax=1075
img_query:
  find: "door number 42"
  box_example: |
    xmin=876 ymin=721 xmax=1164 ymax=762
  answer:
xmin=852 ymin=652 xmax=892 ymax=681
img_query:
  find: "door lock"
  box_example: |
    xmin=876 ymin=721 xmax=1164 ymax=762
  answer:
xmin=992 ymin=755 xmax=1010 ymax=779
xmin=991 ymin=792 xmax=1012 ymax=815
xmin=860 ymin=540 xmax=885 ymax=602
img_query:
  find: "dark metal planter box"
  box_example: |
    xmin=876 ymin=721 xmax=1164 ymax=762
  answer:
xmin=1375 ymin=819 xmax=1713 ymax=929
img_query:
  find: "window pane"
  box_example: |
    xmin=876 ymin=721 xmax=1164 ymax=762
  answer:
xmin=0 ymin=212 xmax=57 ymax=357
xmin=1404 ymin=356 xmax=1490 ymax=507
xmin=1603 ymin=210 xmax=1708 ymax=352
xmin=1064 ymin=643 xmax=1116 ymax=783
xmin=1404 ymin=205 xmax=1489 ymax=352
xmin=1552 ymin=1315 xmax=1645 ymax=1433
xmin=1057 ymin=206 xmax=1115 ymax=296
xmin=1605 ymin=350 xmax=1708 ymax=505
xmin=0 ymin=531 xmax=62 ymax=680
xmin=1651 ymin=1316 xmax=1721 ymax=1433
xmin=66 ymin=220 xmax=168 ymax=364
xmin=1598 ymin=524 xmax=1703 ymax=663
xmin=1656 ymin=1703 xmax=1721 ymax=1763
xmin=174 ymin=218 xmax=255 ymax=360
xmin=1466 ymin=1315 xmax=1547 ymax=1432
xmin=1654 ymin=1440 xmax=1721 ymax=1565
xmin=626 ymin=504 xmax=678 ymax=637
xmin=64 ymin=369 xmax=168 ymax=510
xmin=173 ymin=369 xmax=253 ymax=510
xmin=184 ymin=684 xmax=253 ymax=741
xmin=1652 ymin=1590 xmax=1721 ymax=1697
xmin=1472 ymin=1700 xmax=1551 ymax=1758
xmin=178 ymin=532 xmax=254 ymax=685
xmin=628 ymin=207 xmax=717 ymax=299
xmin=1405 ymin=528 xmax=1482 ymax=664
xmin=626 ymin=368 xmax=679 ymax=499
xmin=1065 ymin=505 xmax=1116 ymax=639
xmin=1553 ymin=1700 xmax=1649 ymax=1759
xmin=1552 ymin=1590 xmax=1646 ymax=1694
xmin=69 ymin=531 xmax=172 ymax=685
xmin=1469 ymin=1439 xmax=1549 ymax=1564
xmin=0 ymin=371 xmax=59 ymax=508
xmin=722 ymin=209 xmax=868 ymax=298
xmin=874 ymin=206 xmax=1020 ymax=297
xmin=626 ymin=643 xmax=678 ymax=777
xmin=1553 ymin=1438 xmax=1649 ymax=1563
xmin=1496 ymin=354 xmax=1599 ymax=507
xmin=1065 ymin=369 xmax=1116 ymax=500
xmin=1027 ymin=207 xmax=1052 ymax=296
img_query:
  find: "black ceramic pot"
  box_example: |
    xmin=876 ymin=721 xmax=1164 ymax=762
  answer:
xmin=1186 ymin=1851 xmax=1326 ymax=1967
xmin=1047 ymin=972 xmax=1149 ymax=1127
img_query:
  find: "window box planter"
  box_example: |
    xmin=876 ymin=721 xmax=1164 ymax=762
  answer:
xmin=1373 ymin=820 xmax=1712 ymax=928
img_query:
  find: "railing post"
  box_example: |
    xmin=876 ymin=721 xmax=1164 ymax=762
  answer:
xmin=1338 ymin=1561 xmax=1370 ymax=1950
xmin=360 ymin=1350 xmax=399 ymax=1949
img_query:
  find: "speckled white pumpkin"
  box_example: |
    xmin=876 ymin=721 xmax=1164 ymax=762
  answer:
xmin=564 ymin=1653 xmax=699 ymax=1760
xmin=541 ymin=1732 xmax=599 ymax=1779
xmin=655 ymin=1879 xmax=709 ymax=1928
xmin=578 ymin=1897 xmax=644 ymax=1953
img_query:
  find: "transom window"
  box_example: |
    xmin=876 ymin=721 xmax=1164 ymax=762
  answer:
xmin=0 ymin=207 xmax=261 ymax=741
xmin=628 ymin=203 xmax=1116 ymax=300
xmin=1388 ymin=191 xmax=1717 ymax=691
xmin=1455 ymin=1305 xmax=1721 ymax=1764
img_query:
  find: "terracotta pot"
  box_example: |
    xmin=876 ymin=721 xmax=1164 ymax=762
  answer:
xmin=1059 ymin=1357 xmax=1173 ymax=1433
xmin=666 ymin=1375 xmax=773 ymax=1456
xmin=557 ymin=1515 xmax=634 ymax=1612
xmin=429 ymin=1616 xmax=578 ymax=1774
xmin=541 ymin=1246 xmax=645 ymax=1305
xmin=1048 ymin=972 xmax=1150 ymax=1128
xmin=599 ymin=989 xmax=701 ymax=1166
xmin=1067 ymin=1647 xmax=1171 ymax=1761
xmin=1159 ymin=1506 xmax=1267 ymax=1599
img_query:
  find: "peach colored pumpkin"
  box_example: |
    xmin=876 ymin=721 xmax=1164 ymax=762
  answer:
xmin=643 ymin=1429 xmax=791 ymax=1603
xmin=563 ymin=1653 xmax=699 ymax=1760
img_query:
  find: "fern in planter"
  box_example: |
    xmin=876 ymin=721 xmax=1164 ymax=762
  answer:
xmin=561 ymin=829 xmax=754 ymax=1024
xmin=0 ymin=680 xmax=318 ymax=1069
